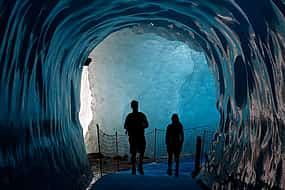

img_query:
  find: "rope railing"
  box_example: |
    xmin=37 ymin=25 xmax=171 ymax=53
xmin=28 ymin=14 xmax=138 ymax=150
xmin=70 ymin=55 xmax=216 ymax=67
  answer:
xmin=88 ymin=123 xmax=216 ymax=175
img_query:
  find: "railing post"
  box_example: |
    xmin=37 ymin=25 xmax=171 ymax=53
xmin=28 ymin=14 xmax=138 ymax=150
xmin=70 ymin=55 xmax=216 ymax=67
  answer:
xmin=201 ymin=130 xmax=206 ymax=164
xmin=97 ymin=124 xmax=101 ymax=153
xmin=153 ymin=128 xmax=157 ymax=162
xmin=96 ymin=124 xmax=103 ymax=176
xmin=192 ymin=135 xmax=202 ymax=177
xmin=115 ymin=131 xmax=119 ymax=171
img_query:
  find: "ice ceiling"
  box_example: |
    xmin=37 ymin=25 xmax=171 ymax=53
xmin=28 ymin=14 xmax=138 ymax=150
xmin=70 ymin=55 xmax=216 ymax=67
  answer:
xmin=79 ymin=27 xmax=219 ymax=136
xmin=1 ymin=0 xmax=285 ymax=189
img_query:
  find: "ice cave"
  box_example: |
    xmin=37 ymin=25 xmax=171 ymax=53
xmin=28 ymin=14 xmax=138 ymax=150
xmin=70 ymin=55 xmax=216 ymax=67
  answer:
xmin=1 ymin=0 xmax=285 ymax=190
xmin=79 ymin=27 xmax=219 ymax=154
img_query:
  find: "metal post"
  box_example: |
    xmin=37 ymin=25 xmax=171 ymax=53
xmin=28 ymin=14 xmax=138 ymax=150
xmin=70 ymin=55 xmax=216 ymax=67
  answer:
xmin=201 ymin=130 xmax=206 ymax=164
xmin=192 ymin=135 xmax=202 ymax=177
xmin=115 ymin=131 xmax=119 ymax=171
xmin=153 ymin=128 xmax=157 ymax=162
xmin=96 ymin=124 xmax=103 ymax=176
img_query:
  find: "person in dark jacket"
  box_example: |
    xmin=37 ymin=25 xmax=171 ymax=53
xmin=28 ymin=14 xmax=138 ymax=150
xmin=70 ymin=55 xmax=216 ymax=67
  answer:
xmin=165 ymin=113 xmax=184 ymax=177
xmin=124 ymin=100 xmax=149 ymax=175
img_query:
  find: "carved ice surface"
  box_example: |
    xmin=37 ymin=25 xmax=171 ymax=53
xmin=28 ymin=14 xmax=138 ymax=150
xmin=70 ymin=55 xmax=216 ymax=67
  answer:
xmin=81 ymin=27 xmax=219 ymax=155
xmin=0 ymin=0 xmax=285 ymax=189
xmin=86 ymin=28 xmax=218 ymax=134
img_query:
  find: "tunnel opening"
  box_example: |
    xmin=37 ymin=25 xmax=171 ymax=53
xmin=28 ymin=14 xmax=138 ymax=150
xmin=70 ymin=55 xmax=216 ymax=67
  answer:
xmin=79 ymin=26 xmax=220 ymax=175
xmin=1 ymin=1 xmax=285 ymax=189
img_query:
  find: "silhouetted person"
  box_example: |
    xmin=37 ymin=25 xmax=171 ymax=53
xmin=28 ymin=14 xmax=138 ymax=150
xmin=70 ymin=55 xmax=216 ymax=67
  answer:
xmin=124 ymin=100 xmax=149 ymax=175
xmin=165 ymin=114 xmax=184 ymax=177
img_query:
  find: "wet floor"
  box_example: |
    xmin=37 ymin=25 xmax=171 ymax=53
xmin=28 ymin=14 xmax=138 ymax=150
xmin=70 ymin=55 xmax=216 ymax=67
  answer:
xmin=91 ymin=173 xmax=202 ymax=190
xmin=89 ymin=159 xmax=202 ymax=190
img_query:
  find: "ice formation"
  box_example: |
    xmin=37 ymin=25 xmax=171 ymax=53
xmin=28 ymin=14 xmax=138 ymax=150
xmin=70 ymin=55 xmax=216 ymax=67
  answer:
xmin=85 ymin=28 xmax=218 ymax=134
xmin=0 ymin=0 xmax=285 ymax=189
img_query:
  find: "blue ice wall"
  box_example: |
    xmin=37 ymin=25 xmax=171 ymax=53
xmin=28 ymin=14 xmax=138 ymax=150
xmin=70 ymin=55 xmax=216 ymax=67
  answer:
xmin=0 ymin=0 xmax=285 ymax=189
xmin=88 ymin=28 xmax=219 ymax=134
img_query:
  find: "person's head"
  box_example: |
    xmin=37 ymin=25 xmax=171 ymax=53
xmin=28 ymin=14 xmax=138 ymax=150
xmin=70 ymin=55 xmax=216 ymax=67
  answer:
xmin=171 ymin=113 xmax=179 ymax=123
xmin=131 ymin=100 xmax=139 ymax=112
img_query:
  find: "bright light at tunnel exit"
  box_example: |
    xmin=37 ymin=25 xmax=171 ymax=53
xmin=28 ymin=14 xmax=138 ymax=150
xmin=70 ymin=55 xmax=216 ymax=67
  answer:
xmin=79 ymin=66 xmax=92 ymax=137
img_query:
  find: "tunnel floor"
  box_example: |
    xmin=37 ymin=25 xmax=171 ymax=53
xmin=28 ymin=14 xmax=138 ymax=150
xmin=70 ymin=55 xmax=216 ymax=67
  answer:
xmin=90 ymin=173 xmax=202 ymax=190
xmin=89 ymin=159 xmax=203 ymax=190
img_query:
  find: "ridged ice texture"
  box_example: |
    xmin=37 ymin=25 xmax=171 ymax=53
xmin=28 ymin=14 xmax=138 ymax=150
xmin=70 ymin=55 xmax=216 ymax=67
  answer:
xmin=0 ymin=0 xmax=284 ymax=189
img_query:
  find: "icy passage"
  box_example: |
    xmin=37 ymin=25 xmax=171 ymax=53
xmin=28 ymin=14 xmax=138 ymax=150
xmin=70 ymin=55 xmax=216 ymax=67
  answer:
xmin=81 ymin=27 xmax=219 ymax=153
xmin=1 ymin=0 xmax=285 ymax=190
xmin=91 ymin=174 xmax=202 ymax=190
xmin=91 ymin=159 xmax=203 ymax=190
xmin=87 ymin=28 xmax=218 ymax=133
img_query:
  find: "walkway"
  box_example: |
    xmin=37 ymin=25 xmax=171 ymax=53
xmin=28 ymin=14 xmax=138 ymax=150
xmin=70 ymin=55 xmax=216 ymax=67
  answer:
xmin=91 ymin=173 xmax=203 ymax=190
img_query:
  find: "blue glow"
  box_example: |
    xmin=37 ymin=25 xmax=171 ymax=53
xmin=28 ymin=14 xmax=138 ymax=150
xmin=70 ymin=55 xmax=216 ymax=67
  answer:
xmin=87 ymin=28 xmax=219 ymax=134
xmin=1 ymin=1 xmax=285 ymax=189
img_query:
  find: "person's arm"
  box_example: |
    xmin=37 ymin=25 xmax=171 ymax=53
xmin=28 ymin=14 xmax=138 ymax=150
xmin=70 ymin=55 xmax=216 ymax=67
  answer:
xmin=165 ymin=126 xmax=169 ymax=145
xmin=142 ymin=113 xmax=149 ymax=129
xmin=180 ymin=124 xmax=184 ymax=144
xmin=124 ymin=115 xmax=129 ymax=134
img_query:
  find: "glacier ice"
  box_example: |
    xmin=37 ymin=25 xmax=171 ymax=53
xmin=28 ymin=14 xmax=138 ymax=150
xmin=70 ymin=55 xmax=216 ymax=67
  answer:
xmin=86 ymin=28 xmax=219 ymax=136
xmin=1 ymin=0 xmax=285 ymax=189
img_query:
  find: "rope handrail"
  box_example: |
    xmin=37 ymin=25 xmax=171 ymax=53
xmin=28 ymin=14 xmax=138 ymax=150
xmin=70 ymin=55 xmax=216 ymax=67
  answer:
xmin=90 ymin=123 xmax=216 ymax=175
xmin=94 ymin=124 xmax=216 ymax=161
xmin=98 ymin=128 xmax=216 ymax=136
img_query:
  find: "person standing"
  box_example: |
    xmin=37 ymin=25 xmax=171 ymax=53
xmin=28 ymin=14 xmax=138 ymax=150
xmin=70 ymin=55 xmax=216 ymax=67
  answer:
xmin=124 ymin=100 xmax=149 ymax=175
xmin=165 ymin=113 xmax=184 ymax=177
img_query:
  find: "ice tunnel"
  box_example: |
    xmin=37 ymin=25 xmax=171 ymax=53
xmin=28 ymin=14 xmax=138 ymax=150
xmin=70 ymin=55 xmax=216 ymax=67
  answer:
xmin=1 ymin=0 xmax=285 ymax=189
xmin=79 ymin=27 xmax=219 ymax=151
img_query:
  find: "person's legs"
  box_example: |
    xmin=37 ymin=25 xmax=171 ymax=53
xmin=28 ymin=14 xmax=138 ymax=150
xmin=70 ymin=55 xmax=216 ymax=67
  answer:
xmin=137 ymin=137 xmax=146 ymax=175
xmin=167 ymin=149 xmax=173 ymax=176
xmin=129 ymin=136 xmax=137 ymax=175
xmin=174 ymin=151 xmax=180 ymax=177
xmin=131 ymin=153 xmax=136 ymax=175
xmin=137 ymin=152 xmax=144 ymax=175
